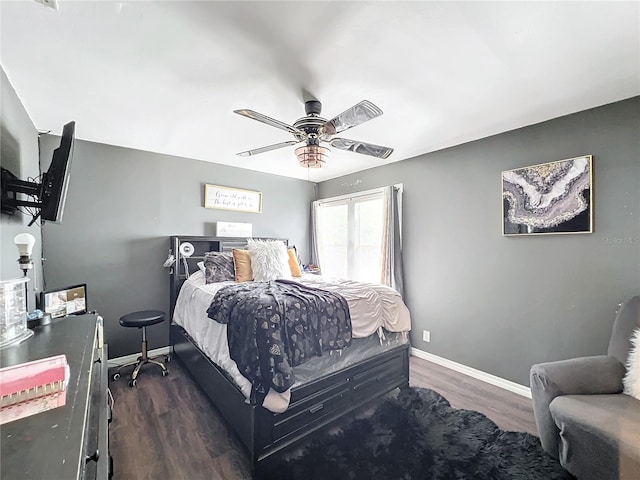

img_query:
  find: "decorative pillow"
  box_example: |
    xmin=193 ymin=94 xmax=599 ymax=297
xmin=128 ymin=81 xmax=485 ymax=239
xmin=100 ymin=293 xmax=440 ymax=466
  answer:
xmin=232 ymin=249 xmax=253 ymax=282
xmin=203 ymin=251 xmax=235 ymax=284
xmin=288 ymin=247 xmax=302 ymax=277
xmin=623 ymin=328 xmax=640 ymax=400
xmin=247 ymin=239 xmax=291 ymax=282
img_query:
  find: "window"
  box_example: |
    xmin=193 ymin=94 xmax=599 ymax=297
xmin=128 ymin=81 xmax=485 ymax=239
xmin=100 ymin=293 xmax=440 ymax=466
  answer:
xmin=315 ymin=190 xmax=384 ymax=283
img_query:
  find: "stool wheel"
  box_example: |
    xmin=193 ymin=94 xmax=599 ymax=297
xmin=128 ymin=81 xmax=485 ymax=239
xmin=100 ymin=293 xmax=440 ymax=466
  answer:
xmin=162 ymin=370 xmax=169 ymax=377
xmin=112 ymin=373 xmax=121 ymax=381
xmin=128 ymin=379 xmax=137 ymax=388
xmin=165 ymin=355 xmax=171 ymax=363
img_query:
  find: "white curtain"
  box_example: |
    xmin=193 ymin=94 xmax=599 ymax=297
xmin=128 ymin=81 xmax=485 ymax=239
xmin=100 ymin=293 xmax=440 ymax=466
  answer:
xmin=310 ymin=200 xmax=321 ymax=269
xmin=380 ymin=185 xmax=404 ymax=295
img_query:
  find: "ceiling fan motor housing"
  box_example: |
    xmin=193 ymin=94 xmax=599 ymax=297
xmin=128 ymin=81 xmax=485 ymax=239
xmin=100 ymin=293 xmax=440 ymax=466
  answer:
xmin=292 ymin=116 xmax=328 ymax=141
xmin=304 ymin=100 xmax=322 ymax=116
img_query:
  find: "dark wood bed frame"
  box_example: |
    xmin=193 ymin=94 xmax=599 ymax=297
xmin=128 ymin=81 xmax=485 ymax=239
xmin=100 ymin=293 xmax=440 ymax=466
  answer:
xmin=168 ymin=235 xmax=410 ymax=478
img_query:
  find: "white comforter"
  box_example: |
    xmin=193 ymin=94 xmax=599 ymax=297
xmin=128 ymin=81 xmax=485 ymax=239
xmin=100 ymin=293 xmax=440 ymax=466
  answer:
xmin=172 ymin=271 xmax=411 ymax=411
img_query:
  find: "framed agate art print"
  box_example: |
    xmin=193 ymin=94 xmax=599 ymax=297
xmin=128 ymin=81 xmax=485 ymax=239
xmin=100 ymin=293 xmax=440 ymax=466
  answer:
xmin=502 ymin=155 xmax=593 ymax=236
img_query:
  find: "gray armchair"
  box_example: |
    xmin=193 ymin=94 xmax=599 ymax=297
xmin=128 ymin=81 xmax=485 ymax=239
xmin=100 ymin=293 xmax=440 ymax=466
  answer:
xmin=530 ymin=296 xmax=640 ymax=480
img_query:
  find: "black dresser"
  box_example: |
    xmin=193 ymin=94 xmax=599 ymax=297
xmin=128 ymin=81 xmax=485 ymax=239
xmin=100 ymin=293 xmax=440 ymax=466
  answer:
xmin=0 ymin=313 xmax=110 ymax=479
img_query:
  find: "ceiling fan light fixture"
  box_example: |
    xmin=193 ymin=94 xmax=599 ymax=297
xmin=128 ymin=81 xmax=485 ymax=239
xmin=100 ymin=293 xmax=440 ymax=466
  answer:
xmin=296 ymin=145 xmax=330 ymax=168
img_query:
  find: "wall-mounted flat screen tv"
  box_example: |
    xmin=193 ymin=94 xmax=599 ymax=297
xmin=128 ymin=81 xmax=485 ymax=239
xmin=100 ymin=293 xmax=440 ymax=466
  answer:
xmin=40 ymin=121 xmax=75 ymax=223
xmin=0 ymin=121 xmax=75 ymax=225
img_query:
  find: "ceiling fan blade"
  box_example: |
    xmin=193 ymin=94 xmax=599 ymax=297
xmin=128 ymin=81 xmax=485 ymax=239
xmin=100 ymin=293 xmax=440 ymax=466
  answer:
xmin=234 ymin=109 xmax=304 ymax=136
xmin=330 ymin=138 xmax=394 ymax=159
xmin=236 ymin=140 xmax=301 ymax=157
xmin=322 ymin=100 xmax=383 ymax=136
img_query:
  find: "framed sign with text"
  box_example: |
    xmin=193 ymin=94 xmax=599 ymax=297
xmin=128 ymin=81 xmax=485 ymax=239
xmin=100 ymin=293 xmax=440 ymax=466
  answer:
xmin=204 ymin=184 xmax=262 ymax=213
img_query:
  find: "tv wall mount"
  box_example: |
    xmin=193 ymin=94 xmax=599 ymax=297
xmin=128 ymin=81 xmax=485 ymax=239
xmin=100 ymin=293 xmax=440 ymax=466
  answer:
xmin=1 ymin=168 xmax=46 ymax=226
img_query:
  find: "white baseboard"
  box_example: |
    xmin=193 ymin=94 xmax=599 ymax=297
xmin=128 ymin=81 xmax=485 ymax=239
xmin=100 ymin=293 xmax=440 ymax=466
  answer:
xmin=107 ymin=346 xmax=172 ymax=368
xmin=411 ymin=347 xmax=532 ymax=399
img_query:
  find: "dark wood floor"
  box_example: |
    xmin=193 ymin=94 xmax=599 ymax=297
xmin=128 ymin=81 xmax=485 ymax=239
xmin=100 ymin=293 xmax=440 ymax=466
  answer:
xmin=108 ymin=355 xmax=537 ymax=479
xmin=409 ymin=357 xmax=537 ymax=435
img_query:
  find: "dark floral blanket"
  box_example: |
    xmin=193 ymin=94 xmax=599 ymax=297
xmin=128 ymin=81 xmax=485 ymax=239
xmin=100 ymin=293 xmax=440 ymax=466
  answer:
xmin=207 ymin=279 xmax=352 ymax=394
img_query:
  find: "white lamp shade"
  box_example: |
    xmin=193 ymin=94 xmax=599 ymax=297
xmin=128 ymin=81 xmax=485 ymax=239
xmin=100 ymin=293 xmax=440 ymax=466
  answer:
xmin=14 ymin=233 xmax=36 ymax=256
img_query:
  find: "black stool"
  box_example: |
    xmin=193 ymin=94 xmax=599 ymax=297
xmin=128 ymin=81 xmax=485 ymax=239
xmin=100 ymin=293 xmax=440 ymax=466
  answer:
xmin=113 ymin=310 xmax=169 ymax=387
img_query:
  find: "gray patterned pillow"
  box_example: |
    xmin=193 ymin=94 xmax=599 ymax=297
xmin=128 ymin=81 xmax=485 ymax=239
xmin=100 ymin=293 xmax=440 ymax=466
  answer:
xmin=203 ymin=251 xmax=235 ymax=284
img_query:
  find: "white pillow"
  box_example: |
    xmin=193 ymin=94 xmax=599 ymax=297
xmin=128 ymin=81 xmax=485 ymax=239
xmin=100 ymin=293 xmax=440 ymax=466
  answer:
xmin=247 ymin=239 xmax=291 ymax=282
xmin=623 ymin=328 xmax=640 ymax=400
xmin=188 ymin=270 xmax=205 ymax=284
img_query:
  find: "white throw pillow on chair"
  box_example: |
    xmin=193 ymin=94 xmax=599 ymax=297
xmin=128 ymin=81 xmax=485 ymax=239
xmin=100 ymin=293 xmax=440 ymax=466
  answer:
xmin=623 ymin=327 xmax=640 ymax=400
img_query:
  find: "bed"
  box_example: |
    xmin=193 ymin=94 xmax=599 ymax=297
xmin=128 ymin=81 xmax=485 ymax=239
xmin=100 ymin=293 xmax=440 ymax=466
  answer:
xmin=168 ymin=235 xmax=411 ymax=477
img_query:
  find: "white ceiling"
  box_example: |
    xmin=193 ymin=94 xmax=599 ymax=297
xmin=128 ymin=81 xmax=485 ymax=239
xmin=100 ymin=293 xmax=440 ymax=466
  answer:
xmin=1 ymin=1 xmax=638 ymax=182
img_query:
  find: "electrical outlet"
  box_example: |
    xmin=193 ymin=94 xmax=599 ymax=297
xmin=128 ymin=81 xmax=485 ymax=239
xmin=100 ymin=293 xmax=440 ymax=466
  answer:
xmin=422 ymin=330 xmax=431 ymax=342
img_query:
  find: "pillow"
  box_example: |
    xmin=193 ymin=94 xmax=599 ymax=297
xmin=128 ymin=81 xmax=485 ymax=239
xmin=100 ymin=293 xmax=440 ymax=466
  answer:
xmin=232 ymin=249 xmax=253 ymax=282
xmin=623 ymin=328 xmax=640 ymax=400
xmin=288 ymin=247 xmax=302 ymax=277
xmin=189 ymin=270 xmax=205 ymax=283
xmin=247 ymin=239 xmax=291 ymax=282
xmin=203 ymin=251 xmax=235 ymax=284
xmin=197 ymin=261 xmax=205 ymax=274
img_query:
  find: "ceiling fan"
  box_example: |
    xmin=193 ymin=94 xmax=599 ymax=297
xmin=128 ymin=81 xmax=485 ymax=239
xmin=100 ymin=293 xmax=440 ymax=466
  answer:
xmin=234 ymin=99 xmax=393 ymax=168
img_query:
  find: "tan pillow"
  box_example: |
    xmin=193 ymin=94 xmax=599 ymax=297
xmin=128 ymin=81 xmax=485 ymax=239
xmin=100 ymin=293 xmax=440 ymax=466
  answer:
xmin=288 ymin=248 xmax=302 ymax=277
xmin=232 ymin=249 xmax=253 ymax=282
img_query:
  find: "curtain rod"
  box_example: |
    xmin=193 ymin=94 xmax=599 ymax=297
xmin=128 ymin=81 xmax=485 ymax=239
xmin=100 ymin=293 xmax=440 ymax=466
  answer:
xmin=315 ymin=184 xmax=402 ymax=205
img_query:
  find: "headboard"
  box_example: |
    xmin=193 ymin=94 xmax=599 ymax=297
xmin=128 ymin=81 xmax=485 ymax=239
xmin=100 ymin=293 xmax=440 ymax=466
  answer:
xmin=168 ymin=236 xmax=287 ymax=316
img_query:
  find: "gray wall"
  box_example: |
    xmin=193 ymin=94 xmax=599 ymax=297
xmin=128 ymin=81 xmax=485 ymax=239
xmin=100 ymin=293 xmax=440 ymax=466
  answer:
xmin=39 ymin=137 xmax=315 ymax=358
xmin=318 ymin=97 xmax=640 ymax=387
xmin=0 ymin=66 xmax=42 ymax=309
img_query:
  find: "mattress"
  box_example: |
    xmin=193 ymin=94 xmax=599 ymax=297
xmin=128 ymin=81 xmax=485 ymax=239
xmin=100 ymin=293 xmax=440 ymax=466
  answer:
xmin=172 ymin=271 xmax=411 ymax=411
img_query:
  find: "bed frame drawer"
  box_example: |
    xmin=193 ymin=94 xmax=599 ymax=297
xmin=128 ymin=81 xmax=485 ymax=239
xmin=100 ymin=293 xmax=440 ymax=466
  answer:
xmin=286 ymin=377 xmax=351 ymax=415
xmin=351 ymin=350 xmax=407 ymax=395
xmin=266 ymin=345 xmax=409 ymax=449
xmin=273 ymin=383 xmax=352 ymax=439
